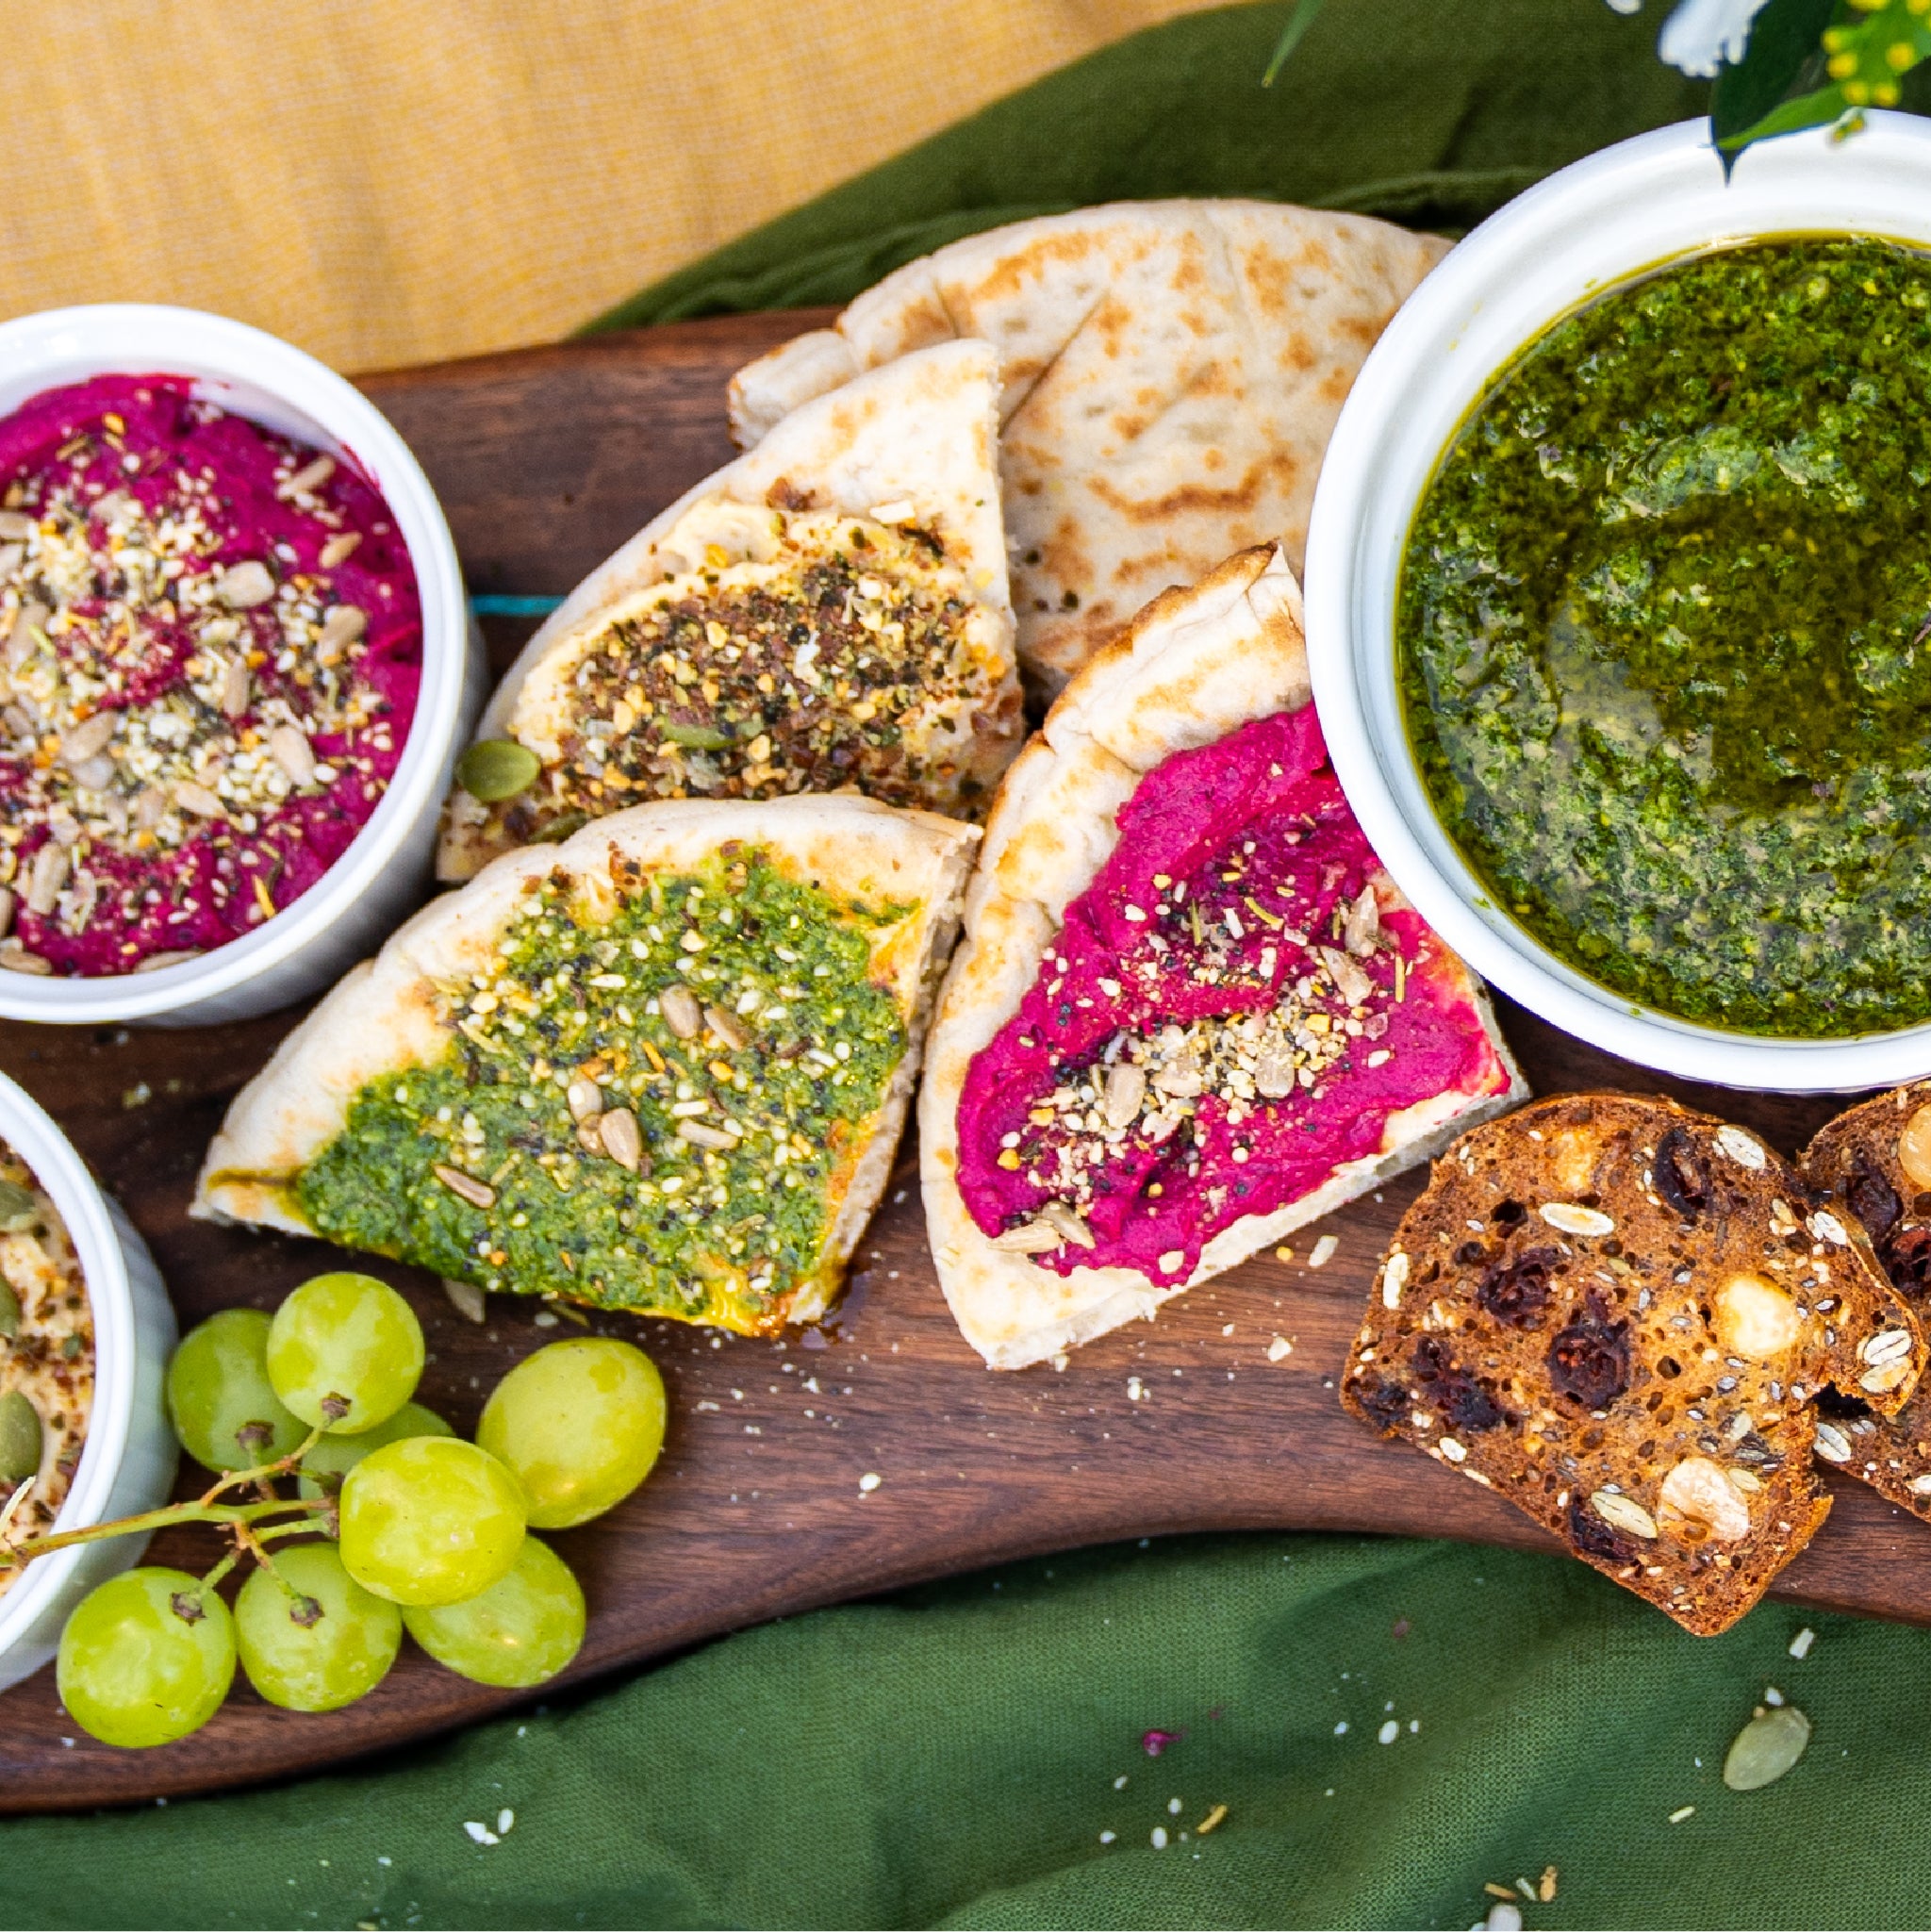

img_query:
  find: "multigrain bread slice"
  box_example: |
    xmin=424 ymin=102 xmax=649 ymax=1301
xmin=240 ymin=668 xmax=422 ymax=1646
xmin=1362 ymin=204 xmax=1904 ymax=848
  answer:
xmin=196 ymin=796 xmax=978 ymax=1334
xmin=1342 ymin=1093 xmax=1926 ymax=1635
xmin=1799 ymin=1082 xmax=1931 ymax=1516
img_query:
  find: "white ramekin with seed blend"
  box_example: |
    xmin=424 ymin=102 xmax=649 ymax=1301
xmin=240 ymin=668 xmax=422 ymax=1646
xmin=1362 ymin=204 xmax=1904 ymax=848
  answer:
xmin=0 ymin=1069 xmax=175 ymax=1693
xmin=1306 ymin=114 xmax=1931 ymax=1093
xmin=0 ymin=305 xmax=483 ymax=1026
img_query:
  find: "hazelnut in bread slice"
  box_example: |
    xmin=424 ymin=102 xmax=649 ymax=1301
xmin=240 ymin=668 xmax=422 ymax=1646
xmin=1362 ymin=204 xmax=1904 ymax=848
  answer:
xmin=1342 ymin=1093 xmax=1925 ymax=1636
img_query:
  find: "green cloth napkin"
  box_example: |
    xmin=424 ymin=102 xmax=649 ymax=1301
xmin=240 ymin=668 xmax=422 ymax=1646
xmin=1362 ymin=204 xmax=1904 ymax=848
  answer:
xmin=7 ymin=1532 xmax=1924 ymax=1931
xmin=13 ymin=6 xmax=1915 ymax=1928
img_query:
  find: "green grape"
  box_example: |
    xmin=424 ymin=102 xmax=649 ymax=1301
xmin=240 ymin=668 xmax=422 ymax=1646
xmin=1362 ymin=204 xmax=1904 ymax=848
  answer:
xmin=235 ymin=1542 xmax=402 ymax=1712
xmin=476 ymin=1337 xmax=665 ymax=1528
xmin=404 ymin=1535 xmax=585 ymax=1688
xmin=57 ymin=1568 xmax=236 ymax=1748
xmin=165 ymin=1307 xmax=307 ymax=1474
xmin=338 ymin=1436 xmax=525 ymax=1606
xmin=298 ymin=1400 xmax=454 ymax=1499
xmin=265 ymin=1272 xmax=424 ymax=1435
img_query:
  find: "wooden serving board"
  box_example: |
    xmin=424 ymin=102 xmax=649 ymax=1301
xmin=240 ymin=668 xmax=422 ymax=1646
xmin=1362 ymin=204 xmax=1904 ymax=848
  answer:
xmin=2 ymin=311 xmax=1928 ymax=1816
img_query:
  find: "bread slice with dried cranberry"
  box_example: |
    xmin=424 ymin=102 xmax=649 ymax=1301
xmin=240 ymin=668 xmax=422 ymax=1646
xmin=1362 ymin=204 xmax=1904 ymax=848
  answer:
xmin=1799 ymin=1082 xmax=1931 ymax=1518
xmin=1342 ymin=1092 xmax=1925 ymax=1636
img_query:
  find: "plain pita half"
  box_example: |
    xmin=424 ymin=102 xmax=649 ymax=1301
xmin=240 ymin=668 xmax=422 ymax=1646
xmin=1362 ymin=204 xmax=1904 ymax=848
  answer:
xmin=199 ymin=796 xmax=979 ymax=1334
xmin=919 ymin=544 xmax=1526 ymax=1370
xmin=437 ymin=339 xmax=1020 ymax=880
xmin=729 ymin=200 xmax=1449 ymax=690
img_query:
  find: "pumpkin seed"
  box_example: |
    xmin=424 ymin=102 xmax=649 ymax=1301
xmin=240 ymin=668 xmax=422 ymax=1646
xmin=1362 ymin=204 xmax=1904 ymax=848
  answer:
xmin=0 ymin=1177 xmax=38 ymax=1233
xmin=660 ymin=720 xmax=732 ymax=751
xmin=0 ymin=1278 xmax=18 ymax=1338
xmin=0 ymin=1390 xmax=40 ymax=1482
xmin=530 ymin=809 xmax=587 ymax=844
xmin=1723 ymin=1705 xmax=1810 ymax=1791
xmin=456 ymin=738 xmax=542 ymax=802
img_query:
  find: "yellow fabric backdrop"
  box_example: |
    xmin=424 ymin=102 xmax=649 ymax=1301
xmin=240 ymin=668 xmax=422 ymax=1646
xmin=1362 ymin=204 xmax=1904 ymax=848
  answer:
xmin=7 ymin=1 xmax=1212 ymax=374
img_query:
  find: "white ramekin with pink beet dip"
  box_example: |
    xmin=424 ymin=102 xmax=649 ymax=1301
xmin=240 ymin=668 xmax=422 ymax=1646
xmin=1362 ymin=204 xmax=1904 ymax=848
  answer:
xmin=0 ymin=305 xmax=481 ymax=1026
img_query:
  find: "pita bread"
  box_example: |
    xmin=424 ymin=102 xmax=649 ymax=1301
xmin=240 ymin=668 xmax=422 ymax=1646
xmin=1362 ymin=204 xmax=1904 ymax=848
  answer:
xmin=198 ymin=796 xmax=978 ymax=1334
xmin=729 ymin=200 xmax=1449 ymax=690
xmin=919 ymin=545 xmax=1526 ymax=1370
xmin=437 ymin=339 xmax=1020 ymax=880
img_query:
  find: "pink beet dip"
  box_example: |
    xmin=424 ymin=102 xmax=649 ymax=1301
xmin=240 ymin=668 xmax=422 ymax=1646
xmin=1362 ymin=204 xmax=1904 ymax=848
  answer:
xmin=955 ymin=708 xmax=1511 ymax=1280
xmin=0 ymin=374 xmax=421 ymax=976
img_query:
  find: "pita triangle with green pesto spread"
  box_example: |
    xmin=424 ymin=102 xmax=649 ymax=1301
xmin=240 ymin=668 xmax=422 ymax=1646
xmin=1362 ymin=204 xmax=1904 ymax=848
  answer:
xmin=919 ymin=544 xmax=1526 ymax=1370
xmin=437 ymin=339 xmax=1021 ymax=881
xmin=197 ymin=796 xmax=978 ymax=1333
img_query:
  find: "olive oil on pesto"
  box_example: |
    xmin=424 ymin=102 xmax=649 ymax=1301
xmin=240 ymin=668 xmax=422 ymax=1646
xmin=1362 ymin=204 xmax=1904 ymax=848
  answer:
xmin=1400 ymin=236 xmax=1931 ymax=1036
xmin=294 ymin=851 xmax=908 ymax=1330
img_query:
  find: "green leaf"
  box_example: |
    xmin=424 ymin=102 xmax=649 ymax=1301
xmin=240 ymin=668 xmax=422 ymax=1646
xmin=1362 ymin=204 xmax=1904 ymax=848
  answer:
xmin=1712 ymin=0 xmax=1837 ymax=147
xmin=1717 ymin=82 xmax=1854 ymax=153
xmin=1262 ymin=0 xmax=1325 ymax=88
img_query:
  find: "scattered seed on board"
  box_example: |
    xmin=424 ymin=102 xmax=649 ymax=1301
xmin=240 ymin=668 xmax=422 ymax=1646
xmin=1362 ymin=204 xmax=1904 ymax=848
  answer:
xmin=1308 ymin=1234 xmax=1337 ymax=1268
xmin=660 ymin=983 xmax=702 ymax=1039
xmin=1723 ymin=1705 xmax=1810 ymax=1791
xmin=441 ymin=1278 xmax=487 ymax=1324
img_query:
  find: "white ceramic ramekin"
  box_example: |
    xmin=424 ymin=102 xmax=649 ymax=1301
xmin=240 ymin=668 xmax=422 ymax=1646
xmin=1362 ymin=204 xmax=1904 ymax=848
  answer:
xmin=0 ymin=1070 xmax=175 ymax=1692
xmin=0 ymin=304 xmax=485 ymax=1028
xmin=1307 ymin=113 xmax=1931 ymax=1093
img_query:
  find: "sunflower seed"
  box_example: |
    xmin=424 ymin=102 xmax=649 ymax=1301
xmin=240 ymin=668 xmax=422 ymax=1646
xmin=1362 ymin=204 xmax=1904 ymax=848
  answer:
xmin=320 ymin=531 xmax=362 ymax=570
xmin=1040 ymin=1200 xmax=1096 ymax=1249
xmin=25 ymin=842 xmax=67 ymax=916
xmin=174 ymin=780 xmax=223 ymax=817
xmin=0 ymin=888 xmax=14 ymax=940
xmin=703 ymin=1004 xmax=749 ymax=1052
xmin=270 ymin=725 xmax=317 ymax=787
xmin=442 ymin=1277 xmax=487 ymax=1324
xmin=599 ymin=1108 xmax=643 ymax=1170
xmin=220 ymin=659 xmax=251 ymax=718
xmin=1318 ymin=944 xmax=1373 ymax=1005
xmin=278 ymin=454 xmax=336 ymax=499
xmin=1590 ymin=1489 xmax=1659 ymax=1539
xmin=566 ymin=1078 xmax=602 ymax=1125
xmin=676 ymin=1119 xmax=739 ymax=1151
xmin=660 ymin=984 xmax=702 ymax=1039
xmin=1253 ymin=1042 xmax=1296 ymax=1100
xmin=1541 ymin=1202 xmax=1614 ymax=1236
xmin=0 ymin=943 xmax=50 ymax=975
xmin=318 ymin=603 xmax=366 ymax=652
xmin=1343 ymin=883 xmax=1380 ymax=956
xmin=216 ymin=560 xmax=276 ymax=608
xmin=72 ymin=754 xmax=114 ymax=791
xmin=59 ymin=711 xmax=116 ymax=766
xmin=432 ymin=1164 xmax=495 ymax=1209
xmin=0 ymin=511 xmax=33 ymax=542
xmin=132 ymin=949 xmax=202 ymax=972
xmin=990 ymin=1221 xmax=1063 ymax=1253
xmin=1103 ymin=1061 xmax=1147 ymax=1127
xmin=1723 ymin=1705 xmax=1810 ymax=1791
xmin=8 ymin=601 xmax=47 ymax=667
xmin=1381 ymin=1249 xmax=1411 ymax=1309
xmin=1814 ymin=1421 xmax=1853 ymax=1462
xmin=1715 ymin=1125 xmax=1766 ymax=1171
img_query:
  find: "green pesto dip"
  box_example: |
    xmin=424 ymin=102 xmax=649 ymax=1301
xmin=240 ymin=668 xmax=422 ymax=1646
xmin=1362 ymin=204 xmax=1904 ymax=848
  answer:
xmin=1400 ymin=235 xmax=1931 ymax=1037
xmin=293 ymin=850 xmax=908 ymax=1331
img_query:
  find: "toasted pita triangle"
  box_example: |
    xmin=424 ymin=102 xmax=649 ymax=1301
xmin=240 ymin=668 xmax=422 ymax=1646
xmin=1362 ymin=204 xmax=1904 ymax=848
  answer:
xmin=729 ymin=201 xmax=1448 ymax=690
xmin=438 ymin=339 xmax=1020 ymax=881
xmin=918 ymin=545 xmax=1525 ymax=1370
xmin=198 ymin=796 xmax=978 ymax=1333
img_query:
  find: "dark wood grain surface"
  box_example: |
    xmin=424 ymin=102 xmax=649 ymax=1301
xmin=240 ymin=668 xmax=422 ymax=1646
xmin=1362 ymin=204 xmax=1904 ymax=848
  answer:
xmin=1 ymin=310 xmax=1924 ymax=1816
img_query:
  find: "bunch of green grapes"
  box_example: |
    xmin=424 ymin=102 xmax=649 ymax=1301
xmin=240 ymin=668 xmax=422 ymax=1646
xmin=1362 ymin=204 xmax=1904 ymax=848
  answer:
xmin=46 ymin=1273 xmax=666 ymax=1748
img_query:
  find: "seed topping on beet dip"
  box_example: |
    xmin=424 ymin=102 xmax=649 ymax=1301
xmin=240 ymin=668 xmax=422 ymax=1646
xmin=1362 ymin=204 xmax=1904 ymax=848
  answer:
xmin=954 ymin=707 xmax=1512 ymax=1282
xmin=0 ymin=374 xmax=421 ymax=978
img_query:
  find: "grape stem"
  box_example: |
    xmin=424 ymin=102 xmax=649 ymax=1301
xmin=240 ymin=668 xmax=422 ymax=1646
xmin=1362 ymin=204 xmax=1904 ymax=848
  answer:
xmin=0 ymin=1425 xmax=335 ymax=1572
